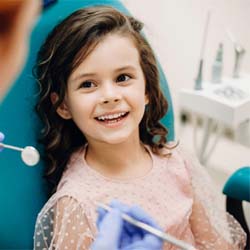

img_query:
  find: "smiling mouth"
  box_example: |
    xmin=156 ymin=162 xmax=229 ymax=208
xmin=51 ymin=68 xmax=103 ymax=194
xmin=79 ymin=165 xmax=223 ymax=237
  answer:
xmin=95 ymin=112 xmax=129 ymax=123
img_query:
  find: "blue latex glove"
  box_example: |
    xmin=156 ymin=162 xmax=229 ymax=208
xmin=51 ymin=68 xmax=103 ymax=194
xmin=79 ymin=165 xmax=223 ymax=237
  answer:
xmin=91 ymin=200 xmax=163 ymax=250
xmin=0 ymin=132 xmax=4 ymax=152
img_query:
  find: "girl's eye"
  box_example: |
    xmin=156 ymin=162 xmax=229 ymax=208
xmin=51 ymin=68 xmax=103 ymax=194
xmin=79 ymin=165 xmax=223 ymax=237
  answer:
xmin=116 ymin=74 xmax=131 ymax=83
xmin=79 ymin=81 xmax=95 ymax=89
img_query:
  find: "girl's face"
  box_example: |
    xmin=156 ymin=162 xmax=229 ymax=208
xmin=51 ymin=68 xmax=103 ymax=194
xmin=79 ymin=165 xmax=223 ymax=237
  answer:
xmin=56 ymin=34 xmax=148 ymax=145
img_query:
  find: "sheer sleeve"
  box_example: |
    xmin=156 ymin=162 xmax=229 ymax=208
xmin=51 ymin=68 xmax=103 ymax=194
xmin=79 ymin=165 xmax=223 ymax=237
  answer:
xmin=177 ymin=146 xmax=246 ymax=250
xmin=34 ymin=194 xmax=95 ymax=250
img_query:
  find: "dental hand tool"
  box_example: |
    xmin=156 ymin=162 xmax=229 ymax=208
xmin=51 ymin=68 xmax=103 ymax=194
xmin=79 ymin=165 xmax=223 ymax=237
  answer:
xmin=0 ymin=142 xmax=40 ymax=166
xmin=226 ymin=30 xmax=246 ymax=78
xmin=194 ymin=9 xmax=212 ymax=90
xmin=98 ymin=203 xmax=196 ymax=250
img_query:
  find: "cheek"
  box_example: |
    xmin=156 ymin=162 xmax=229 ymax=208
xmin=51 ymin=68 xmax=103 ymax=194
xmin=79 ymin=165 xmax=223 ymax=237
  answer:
xmin=67 ymin=96 xmax=91 ymax=120
xmin=131 ymin=85 xmax=147 ymax=105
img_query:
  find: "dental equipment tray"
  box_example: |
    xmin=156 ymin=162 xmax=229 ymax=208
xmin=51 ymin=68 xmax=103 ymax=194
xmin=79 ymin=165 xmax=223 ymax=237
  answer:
xmin=179 ymin=75 xmax=250 ymax=127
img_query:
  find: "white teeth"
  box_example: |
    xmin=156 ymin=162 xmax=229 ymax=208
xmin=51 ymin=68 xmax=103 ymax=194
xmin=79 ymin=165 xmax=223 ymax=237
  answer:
xmin=97 ymin=112 xmax=126 ymax=121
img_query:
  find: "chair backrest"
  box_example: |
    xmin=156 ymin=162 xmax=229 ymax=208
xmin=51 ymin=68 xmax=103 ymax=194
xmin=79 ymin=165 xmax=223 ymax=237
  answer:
xmin=223 ymin=166 xmax=250 ymax=250
xmin=0 ymin=0 xmax=174 ymax=248
xmin=223 ymin=166 xmax=250 ymax=202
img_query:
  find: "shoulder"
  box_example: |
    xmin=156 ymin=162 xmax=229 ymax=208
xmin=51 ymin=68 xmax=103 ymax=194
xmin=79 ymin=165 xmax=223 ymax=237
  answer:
xmin=148 ymin=142 xmax=194 ymax=182
xmin=171 ymin=143 xmax=215 ymax=191
xmin=55 ymin=147 xmax=103 ymax=206
xmin=163 ymin=141 xmax=199 ymax=171
xmin=152 ymin=141 xmax=190 ymax=165
xmin=57 ymin=147 xmax=88 ymax=190
xmin=150 ymin=142 xmax=195 ymax=197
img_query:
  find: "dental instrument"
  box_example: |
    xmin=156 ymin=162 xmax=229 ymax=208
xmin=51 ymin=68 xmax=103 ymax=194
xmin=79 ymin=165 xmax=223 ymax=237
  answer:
xmin=194 ymin=9 xmax=211 ymax=90
xmin=98 ymin=203 xmax=196 ymax=250
xmin=211 ymin=43 xmax=223 ymax=83
xmin=0 ymin=142 xmax=40 ymax=166
xmin=226 ymin=30 xmax=246 ymax=78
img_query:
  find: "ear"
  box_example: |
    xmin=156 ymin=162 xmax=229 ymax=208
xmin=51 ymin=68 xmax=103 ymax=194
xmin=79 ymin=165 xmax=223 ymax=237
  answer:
xmin=50 ymin=92 xmax=72 ymax=120
xmin=145 ymin=94 xmax=149 ymax=105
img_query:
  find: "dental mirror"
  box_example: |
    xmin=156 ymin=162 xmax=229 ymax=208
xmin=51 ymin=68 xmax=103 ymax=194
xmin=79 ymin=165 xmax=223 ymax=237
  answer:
xmin=21 ymin=146 xmax=40 ymax=166
xmin=0 ymin=143 xmax=40 ymax=166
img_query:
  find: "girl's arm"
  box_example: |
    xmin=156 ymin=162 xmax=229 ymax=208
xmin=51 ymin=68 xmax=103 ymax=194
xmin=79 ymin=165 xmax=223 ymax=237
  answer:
xmin=190 ymin=196 xmax=233 ymax=250
xmin=177 ymin=146 xmax=246 ymax=249
xmin=34 ymin=195 xmax=94 ymax=249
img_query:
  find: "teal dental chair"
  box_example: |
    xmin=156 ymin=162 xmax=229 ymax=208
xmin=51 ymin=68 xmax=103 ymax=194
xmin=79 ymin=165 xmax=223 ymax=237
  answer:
xmin=223 ymin=166 xmax=250 ymax=250
xmin=0 ymin=0 xmax=174 ymax=249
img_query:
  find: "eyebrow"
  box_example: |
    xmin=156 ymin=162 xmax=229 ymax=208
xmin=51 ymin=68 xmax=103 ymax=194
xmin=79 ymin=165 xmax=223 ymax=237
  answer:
xmin=72 ymin=65 xmax=137 ymax=82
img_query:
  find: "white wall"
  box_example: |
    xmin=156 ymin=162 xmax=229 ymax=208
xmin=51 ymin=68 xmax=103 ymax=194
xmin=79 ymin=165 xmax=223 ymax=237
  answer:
xmin=122 ymin=0 xmax=250 ymax=133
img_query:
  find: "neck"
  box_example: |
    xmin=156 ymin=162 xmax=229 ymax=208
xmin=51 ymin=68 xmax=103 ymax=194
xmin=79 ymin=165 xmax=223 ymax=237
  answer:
xmin=85 ymin=137 xmax=150 ymax=177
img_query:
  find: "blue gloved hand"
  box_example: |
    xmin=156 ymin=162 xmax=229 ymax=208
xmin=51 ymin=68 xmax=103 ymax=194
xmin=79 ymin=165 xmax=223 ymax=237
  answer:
xmin=0 ymin=132 xmax=5 ymax=152
xmin=91 ymin=200 xmax=163 ymax=250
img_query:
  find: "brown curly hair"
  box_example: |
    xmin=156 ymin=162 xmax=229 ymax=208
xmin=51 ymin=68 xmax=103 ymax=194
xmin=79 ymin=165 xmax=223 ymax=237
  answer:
xmin=35 ymin=6 xmax=170 ymax=190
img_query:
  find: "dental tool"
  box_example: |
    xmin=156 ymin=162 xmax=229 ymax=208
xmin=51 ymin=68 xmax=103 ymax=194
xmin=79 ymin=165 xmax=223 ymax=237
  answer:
xmin=226 ymin=30 xmax=246 ymax=78
xmin=211 ymin=43 xmax=223 ymax=83
xmin=0 ymin=142 xmax=40 ymax=166
xmin=194 ymin=9 xmax=211 ymax=90
xmin=98 ymin=203 xmax=196 ymax=250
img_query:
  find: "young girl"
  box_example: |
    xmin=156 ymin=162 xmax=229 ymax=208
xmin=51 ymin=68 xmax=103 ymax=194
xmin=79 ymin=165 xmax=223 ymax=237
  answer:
xmin=34 ymin=6 xmax=246 ymax=250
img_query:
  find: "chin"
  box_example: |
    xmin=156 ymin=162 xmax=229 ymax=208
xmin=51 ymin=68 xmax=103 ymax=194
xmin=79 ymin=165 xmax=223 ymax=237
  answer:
xmin=103 ymin=137 xmax=130 ymax=145
xmin=100 ymin=133 xmax=134 ymax=145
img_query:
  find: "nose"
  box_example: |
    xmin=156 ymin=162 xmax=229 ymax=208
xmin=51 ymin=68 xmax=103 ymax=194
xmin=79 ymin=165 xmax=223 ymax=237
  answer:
xmin=99 ymin=83 xmax=121 ymax=105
